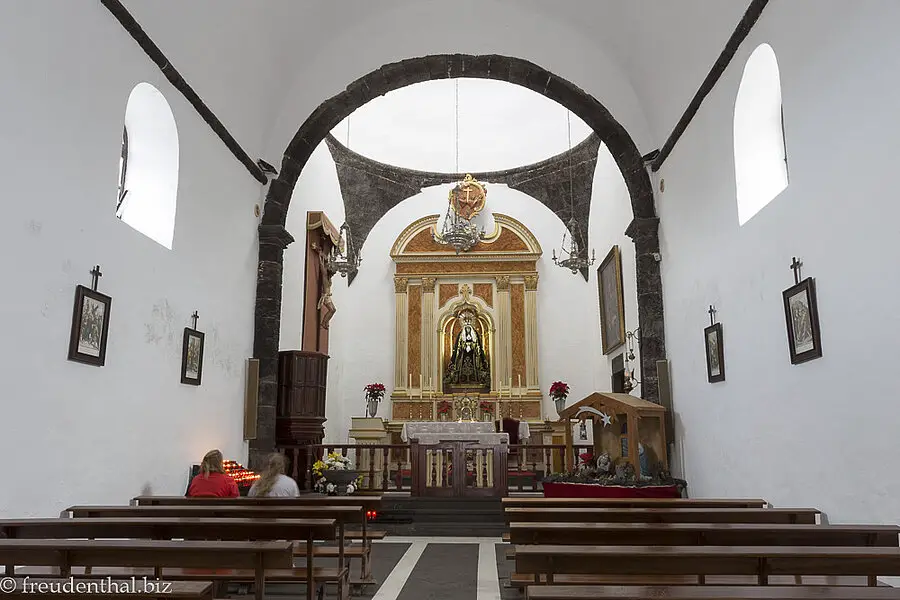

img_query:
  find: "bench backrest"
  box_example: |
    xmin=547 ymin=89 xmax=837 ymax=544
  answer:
xmin=504 ymin=507 xmax=819 ymax=524
xmin=0 ymin=518 xmax=337 ymax=542
xmin=0 ymin=539 xmax=293 ymax=572
xmin=508 ymin=522 xmax=900 ymax=547
xmin=502 ymin=498 xmax=768 ymax=509
xmin=526 ymin=585 xmax=900 ymax=600
xmin=132 ymin=496 xmax=383 ymax=510
xmin=515 ymin=545 xmax=900 ymax=582
xmin=67 ymin=505 xmax=361 ymax=525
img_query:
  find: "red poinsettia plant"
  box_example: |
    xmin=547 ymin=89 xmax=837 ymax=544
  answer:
xmin=479 ymin=400 xmax=494 ymax=414
xmin=437 ymin=400 xmax=453 ymax=415
xmin=364 ymin=383 xmax=386 ymax=402
xmin=549 ymin=381 xmax=569 ymax=400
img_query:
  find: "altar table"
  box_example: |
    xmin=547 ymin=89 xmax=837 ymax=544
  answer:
xmin=401 ymin=421 xmax=529 ymax=443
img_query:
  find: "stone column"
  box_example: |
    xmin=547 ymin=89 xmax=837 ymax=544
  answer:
xmin=495 ymin=275 xmax=511 ymax=392
xmin=625 ymin=217 xmax=666 ymax=405
xmin=524 ymin=274 xmax=540 ymax=391
xmin=421 ymin=277 xmax=436 ymax=393
xmin=394 ymin=277 xmax=409 ymax=391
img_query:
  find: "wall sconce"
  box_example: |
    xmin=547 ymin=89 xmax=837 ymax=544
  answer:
xmin=623 ymin=327 xmax=641 ymax=393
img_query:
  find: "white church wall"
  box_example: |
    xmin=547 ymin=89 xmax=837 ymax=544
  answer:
xmin=0 ymin=4 xmax=260 ymax=518
xmin=657 ymin=1 xmax=900 ymax=525
xmin=588 ymin=145 xmax=641 ymax=396
xmin=281 ymin=144 xmax=348 ymax=444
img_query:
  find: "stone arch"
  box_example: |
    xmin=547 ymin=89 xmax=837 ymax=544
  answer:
xmin=251 ymin=54 xmax=665 ymax=467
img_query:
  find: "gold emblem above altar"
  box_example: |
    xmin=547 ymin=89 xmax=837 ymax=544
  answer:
xmin=449 ymin=174 xmax=487 ymax=221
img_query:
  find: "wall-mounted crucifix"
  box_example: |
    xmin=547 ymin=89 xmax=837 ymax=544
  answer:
xmin=90 ymin=265 xmax=102 ymax=291
xmin=790 ymin=256 xmax=803 ymax=284
xmin=190 ymin=311 xmax=199 ymax=330
xmin=708 ymin=304 xmax=717 ymax=326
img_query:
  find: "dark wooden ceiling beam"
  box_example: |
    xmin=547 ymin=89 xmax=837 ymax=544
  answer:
xmin=100 ymin=0 xmax=267 ymax=184
xmin=650 ymin=0 xmax=770 ymax=172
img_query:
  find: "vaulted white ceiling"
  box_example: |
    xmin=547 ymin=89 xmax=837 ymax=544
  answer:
xmin=119 ymin=0 xmax=749 ymax=161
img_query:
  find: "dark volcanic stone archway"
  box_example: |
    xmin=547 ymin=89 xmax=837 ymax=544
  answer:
xmin=250 ymin=54 xmax=666 ymax=468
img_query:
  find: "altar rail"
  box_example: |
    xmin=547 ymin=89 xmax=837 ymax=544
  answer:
xmin=284 ymin=443 xmax=593 ymax=497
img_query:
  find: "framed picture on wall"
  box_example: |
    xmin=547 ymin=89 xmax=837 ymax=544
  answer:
xmin=180 ymin=328 xmax=205 ymax=385
xmin=597 ymin=245 xmax=626 ymax=355
xmin=704 ymin=322 xmax=725 ymax=383
xmin=67 ymin=285 xmax=112 ymax=366
xmin=782 ymin=277 xmax=822 ymax=364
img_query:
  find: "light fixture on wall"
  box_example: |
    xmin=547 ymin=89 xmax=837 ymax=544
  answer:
xmin=325 ymin=222 xmax=361 ymax=278
xmin=433 ymin=80 xmax=485 ymax=254
xmin=623 ymin=327 xmax=641 ymax=393
xmin=552 ymin=111 xmax=595 ymax=274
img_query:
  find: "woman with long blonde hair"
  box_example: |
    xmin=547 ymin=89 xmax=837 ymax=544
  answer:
xmin=187 ymin=449 xmax=239 ymax=497
xmin=248 ymin=452 xmax=300 ymax=497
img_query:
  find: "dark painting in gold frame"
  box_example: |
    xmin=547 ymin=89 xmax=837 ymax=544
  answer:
xmin=597 ymin=245 xmax=626 ymax=355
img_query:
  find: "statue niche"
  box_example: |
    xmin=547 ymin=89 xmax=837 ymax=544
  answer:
xmin=443 ymin=307 xmax=491 ymax=394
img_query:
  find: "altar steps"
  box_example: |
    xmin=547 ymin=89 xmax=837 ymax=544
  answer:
xmin=370 ymin=496 xmax=506 ymax=537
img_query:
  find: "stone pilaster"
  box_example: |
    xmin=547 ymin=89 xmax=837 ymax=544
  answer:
xmin=394 ymin=277 xmax=409 ymax=390
xmin=250 ymin=223 xmax=294 ymax=471
xmin=625 ymin=217 xmax=666 ymax=405
xmin=524 ymin=274 xmax=540 ymax=391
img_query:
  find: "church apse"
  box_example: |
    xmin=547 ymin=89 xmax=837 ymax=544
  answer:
xmin=390 ymin=210 xmax=543 ymax=422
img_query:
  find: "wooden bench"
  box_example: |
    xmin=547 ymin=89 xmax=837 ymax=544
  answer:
xmin=0 ymin=539 xmax=293 ymax=600
xmin=0 ymin=578 xmax=212 ymax=599
xmin=526 ymin=585 xmax=900 ymax=600
xmin=65 ymin=506 xmax=356 ymax=596
xmin=503 ymin=497 xmax=769 ymax=509
xmin=504 ymin=507 xmax=820 ymax=524
xmin=129 ymin=495 xmax=386 ymax=584
xmin=508 ymin=522 xmax=900 ymax=547
xmin=515 ymin=545 xmax=900 ymax=587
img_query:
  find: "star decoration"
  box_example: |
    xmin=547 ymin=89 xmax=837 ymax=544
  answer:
xmin=599 ymin=411 xmax=612 ymax=427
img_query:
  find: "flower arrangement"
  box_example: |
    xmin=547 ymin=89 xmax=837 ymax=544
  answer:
xmin=549 ymin=381 xmax=569 ymax=400
xmin=312 ymin=452 xmax=360 ymax=495
xmin=479 ymin=400 xmax=494 ymax=415
xmin=437 ymin=400 xmax=452 ymax=415
xmin=364 ymin=383 xmax=386 ymax=402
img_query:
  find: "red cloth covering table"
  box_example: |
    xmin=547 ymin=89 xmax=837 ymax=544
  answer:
xmin=542 ymin=482 xmax=681 ymax=498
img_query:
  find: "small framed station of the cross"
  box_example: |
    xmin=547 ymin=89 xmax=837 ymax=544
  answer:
xmin=67 ymin=265 xmax=112 ymax=367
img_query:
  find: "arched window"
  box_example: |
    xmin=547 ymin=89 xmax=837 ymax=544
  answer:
xmin=117 ymin=83 xmax=179 ymax=249
xmin=115 ymin=126 xmax=128 ymax=219
xmin=733 ymin=43 xmax=788 ymax=226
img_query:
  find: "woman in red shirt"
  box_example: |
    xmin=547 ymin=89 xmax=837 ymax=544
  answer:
xmin=187 ymin=449 xmax=239 ymax=497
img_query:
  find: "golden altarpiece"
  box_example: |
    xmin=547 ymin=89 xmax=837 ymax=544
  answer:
xmin=389 ymin=211 xmax=543 ymax=424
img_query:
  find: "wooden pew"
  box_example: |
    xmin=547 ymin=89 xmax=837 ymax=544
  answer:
xmin=0 ymin=539 xmax=292 ymax=600
xmin=504 ymin=507 xmax=820 ymax=524
xmin=508 ymin=522 xmax=900 ymax=547
xmin=526 ymin=585 xmax=900 ymax=600
xmin=503 ymin=497 xmax=769 ymax=509
xmin=515 ymin=545 xmax=900 ymax=587
xmin=1 ymin=578 xmax=212 ymax=599
xmin=129 ymin=495 xmax=384 ymax=584
xmin=64 ymin=506 xmax=354 ymax=597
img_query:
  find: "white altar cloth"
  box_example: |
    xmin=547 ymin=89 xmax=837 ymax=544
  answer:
xmin=401 ymin=421 xmax=494 ymax=442
xmin=406 ymin=432 xmax=509 ymax=445
xmin=400 ymin=420 xmax=529 ymax=443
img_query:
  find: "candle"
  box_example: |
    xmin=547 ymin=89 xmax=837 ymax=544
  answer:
xmin=420 ymin=374 xmax=423 ymax=390
xmin=518 ymin=375 xmax=522 ymax=389
xmin=408 ymin=373 xmax=412 ymax=389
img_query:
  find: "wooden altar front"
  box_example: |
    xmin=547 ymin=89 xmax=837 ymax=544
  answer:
xmin=390 ymin=213 xmax=544 ymax=423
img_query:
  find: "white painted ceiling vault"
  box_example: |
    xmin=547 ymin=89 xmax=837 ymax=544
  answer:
xmin=119 ymin=0 xmax=750 ymax=164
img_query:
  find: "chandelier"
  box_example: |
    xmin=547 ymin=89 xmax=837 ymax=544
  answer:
xmin=432 ymin=81 xmax=484 ymax=254
xmin=325 ymin=221 xmax=361 ymax=277
xmin=552 ymin=111 xmax=595 ymax=275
